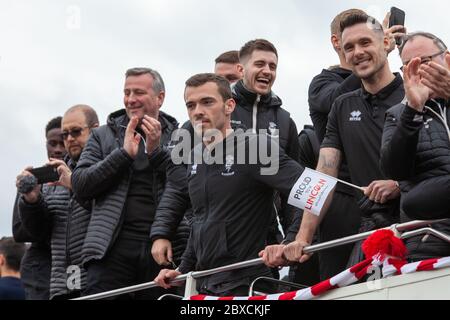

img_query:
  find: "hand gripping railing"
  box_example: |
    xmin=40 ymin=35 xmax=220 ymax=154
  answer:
xmin=72 ymin=219 xmax=449 ymax=300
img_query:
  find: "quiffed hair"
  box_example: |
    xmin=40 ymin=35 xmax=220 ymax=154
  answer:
xmin=331 ymin=9 xmax=366 ymax=36
xmin=185 ymin=73 xmax=232 ymax=102
xmin=340 ymin=12 xmax=384 ymax=36
xmin=239 ymin=39 xmax=278 ymax=63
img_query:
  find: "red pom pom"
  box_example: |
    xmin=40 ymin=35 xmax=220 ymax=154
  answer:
xmin=362 ymin=230 xmax=407 ymax=260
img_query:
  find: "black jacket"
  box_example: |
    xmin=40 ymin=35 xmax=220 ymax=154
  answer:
xmin=178 ymin=132 xmax=305 ymax=293
xmin=151 ymin=82 xmax=302 ymax=247
xmin=381 ymin=100 xmax=450 ymax=184
xmin=12 ymin=193 xmax=51 ymax=300
xmin=72 ymin=109 xmax=187 ymax=265
xmin=381 ymin=100 xmax=450 ymax=260
xmin=232 ymin=80 xmax=301 ymax=233
xmin=16 ymin=158 xmax=91 ymax=299
xmin=309 ymin=67 xmax=361 ymax=143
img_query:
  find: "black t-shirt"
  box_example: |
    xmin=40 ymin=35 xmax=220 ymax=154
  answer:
xmin=322 ymin=73 xmax=405 ymax=189
xmin=122 ymin=136 xmax=155 ymax=240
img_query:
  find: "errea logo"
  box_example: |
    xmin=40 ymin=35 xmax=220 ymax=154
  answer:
xmin=349 ymin=110 xmax=362 ymax=122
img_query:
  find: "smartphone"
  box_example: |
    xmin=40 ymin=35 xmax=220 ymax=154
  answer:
xmin=389 ymin=7 xmax=406 ymax=46
xmin=389 ymin=7 xmax=405 ymax=27
xmin=28 ymin=166 xmax=60 ymax=184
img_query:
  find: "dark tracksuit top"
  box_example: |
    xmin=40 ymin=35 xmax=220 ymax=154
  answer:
xmin=178 ymin=131 xmax=305 ymax=294
xmin=150 ymin=81 xmax=301 ymax=246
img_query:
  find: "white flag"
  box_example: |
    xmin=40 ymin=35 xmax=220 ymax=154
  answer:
xmin=288 ymin=168 xmax=338 ymax=216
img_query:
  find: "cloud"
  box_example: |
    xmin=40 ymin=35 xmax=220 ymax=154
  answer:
xmin=1 ymin=0 xmax=449 ymax=236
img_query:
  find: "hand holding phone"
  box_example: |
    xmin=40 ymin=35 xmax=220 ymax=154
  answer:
xmin=28 ymin=166 xmax=60 ymax=184
xmin=389 ymin=7 xmax=406 ymax=46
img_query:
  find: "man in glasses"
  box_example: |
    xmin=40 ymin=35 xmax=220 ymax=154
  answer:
xmin=381 ymin=32 xmax=450 ymax=259
xmin=12 ymin=116 xmax=66 ymax=300
xmin=71 ymin=68 xmax=183 ymax=299
xmin=15 ymin=105 xmax=99 ymax=299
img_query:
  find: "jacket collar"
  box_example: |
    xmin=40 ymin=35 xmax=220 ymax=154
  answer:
xmin=232 ymin=80 xmax=282 ymax=110
xmin=361 ymin=73 xmax=403 ymax=102
xmin=106 ymin=109 xmax=178 ymax=135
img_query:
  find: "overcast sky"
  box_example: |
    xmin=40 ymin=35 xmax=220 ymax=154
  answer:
xmin=0 ymin=0 xmax=448 ymax=236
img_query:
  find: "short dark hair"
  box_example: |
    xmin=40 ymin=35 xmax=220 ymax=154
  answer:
xmin=331 ymin=9 xmax=366 ymax=37
xmin=45 ymin=116 xmax=62 ymax=136
xmin=185 ymin=73 xmax=232 ymax=102
xmin=239 ymin=39 xmax=278 ymax=63
xmin=0 ymin=237 xmax=26 ymax=272
xmin=64 ymin=104 xmax=99 ymax=128
xmin=215 ymin=50 xmax=240 ymax=64
xmin=340 ymin=12 xmax=384 ymax=36
xmin=125 ymin=67 xmax=165 ymax=93
xmin=399 ymin=31 xmax=448 ymax=55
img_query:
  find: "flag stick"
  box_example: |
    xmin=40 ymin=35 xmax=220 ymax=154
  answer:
xmin=306 ymin=168 xmax=365 ymax=192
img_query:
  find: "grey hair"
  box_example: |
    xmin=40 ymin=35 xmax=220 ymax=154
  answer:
xmin=125 ymin=67 xmax=165 ymax=93
xmin=399 ymin=32 xmax=447 ymax=55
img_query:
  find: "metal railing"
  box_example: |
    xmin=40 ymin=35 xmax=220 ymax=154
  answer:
xmin=72 ymin=219 xmax=449 ymax=300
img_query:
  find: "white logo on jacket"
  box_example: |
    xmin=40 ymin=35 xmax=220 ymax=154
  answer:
xmin=349 ymin=110 xmax=362 ymax=122
xmin=222 ymin=155 xmax=235 ymax=177
xmin=190 ymin=164 xmax=198 ymax=176
xmin=267 ymin=122 xmax=280 ymax=137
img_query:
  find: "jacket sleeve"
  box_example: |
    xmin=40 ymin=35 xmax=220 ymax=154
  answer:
xmin=283 ymin=209 xmax=302 ymax=244
xmin=178 ymin=231 xmax=197 ymax=274
xmin=380 ymin=105 xmax=422 ymax=180
xmin=308 ymin=72 xmax=361 ymax=115
xmin=12 ymin=193 xmax=35 ymax=243
xmin=71 ymin=130 xmax=134 ymax=201
xmin=252 ymin=136 xmax=305 ymax=197
xmin=17 ymin=194 xmax=52 ymax=243
xmin=150 ymin=161 xmax=190 ymax=241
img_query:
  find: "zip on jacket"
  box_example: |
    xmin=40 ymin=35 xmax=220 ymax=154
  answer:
xmin=252 ymin=95 xmax=261 ymax=133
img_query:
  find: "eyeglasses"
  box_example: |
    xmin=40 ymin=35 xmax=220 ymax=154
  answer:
xmin=401 ymin=51 xmax=445 ymax=72
xmin=61 ymin=126 xmax=89 ymax=140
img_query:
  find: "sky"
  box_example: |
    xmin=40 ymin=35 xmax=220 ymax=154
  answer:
xmin=0 ymin=0 xmax=449 ymax=236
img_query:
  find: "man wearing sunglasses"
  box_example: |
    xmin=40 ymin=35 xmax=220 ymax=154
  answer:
xmin=15 ymin=105 xmax=99 ymax=299
xmin=381 ymin=32 xmax=450 ymax=260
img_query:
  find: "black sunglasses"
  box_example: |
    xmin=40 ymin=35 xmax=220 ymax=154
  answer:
xmin=61 ymin=126 xmax=89 ymax=140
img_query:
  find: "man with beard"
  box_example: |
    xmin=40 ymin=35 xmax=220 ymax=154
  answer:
xmin=15 ymin=105 xmax=98 ymax=299
xmin=154 ymin=73 xmax=306 ymax=296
